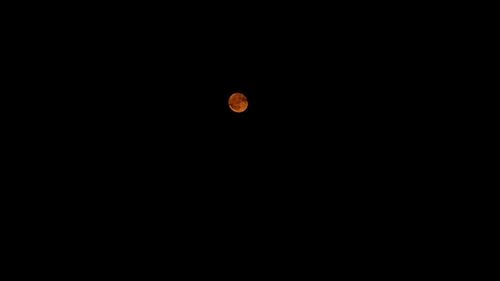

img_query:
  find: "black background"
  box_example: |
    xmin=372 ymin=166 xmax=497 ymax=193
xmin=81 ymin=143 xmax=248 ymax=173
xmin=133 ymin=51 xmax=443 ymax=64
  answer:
xmin=18 ymin=4 xmax=439 ymax=199
xmin=12 ymin=3 xmax=448 ymax=251
xmin=5 ymin=3 xmax=473 ymax=270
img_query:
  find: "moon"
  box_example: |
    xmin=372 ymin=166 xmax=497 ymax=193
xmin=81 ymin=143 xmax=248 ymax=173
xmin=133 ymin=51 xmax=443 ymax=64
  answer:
xmin=228 ymin=92 xmax=248 ymax=113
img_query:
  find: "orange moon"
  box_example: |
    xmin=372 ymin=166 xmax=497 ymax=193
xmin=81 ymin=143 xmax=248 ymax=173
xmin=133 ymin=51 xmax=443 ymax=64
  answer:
xmin=228 ymin=92 xmax=248 ymax=113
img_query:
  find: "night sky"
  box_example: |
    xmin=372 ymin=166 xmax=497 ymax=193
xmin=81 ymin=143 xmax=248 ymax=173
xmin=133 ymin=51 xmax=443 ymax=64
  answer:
xmin=25 ymin=3 xmax=429 ymax=142
xmin=9 ymin=4 xmax=455 ymax=263
xmin=19 ymin=2 xmax=444 ymax=219
xmin=28 ymin=5 xmax=431 ymax=192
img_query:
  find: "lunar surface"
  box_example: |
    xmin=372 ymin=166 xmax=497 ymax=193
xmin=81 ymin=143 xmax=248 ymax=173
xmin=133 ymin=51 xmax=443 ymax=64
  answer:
xmin=228 ymin=93 xmax=248 ymax=113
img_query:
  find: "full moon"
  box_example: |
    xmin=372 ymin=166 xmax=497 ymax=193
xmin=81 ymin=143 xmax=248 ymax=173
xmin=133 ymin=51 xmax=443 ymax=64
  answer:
xmin=228 ymin=92 xmax=248 ymax=113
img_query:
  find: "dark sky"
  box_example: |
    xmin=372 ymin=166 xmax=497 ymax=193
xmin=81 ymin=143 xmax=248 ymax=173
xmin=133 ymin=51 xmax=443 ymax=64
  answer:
xmin=1 ymin=3 xmax=471 ymax=269
xmin=9 ymin=5 xmax=455 ymax=258
xmin=31 ymin=3 xmax=428 ymax=134
xmin=39 ymin=7 xmax=425 ymax=174
xmin=21 ymin=3 xmax=442 ymax=212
